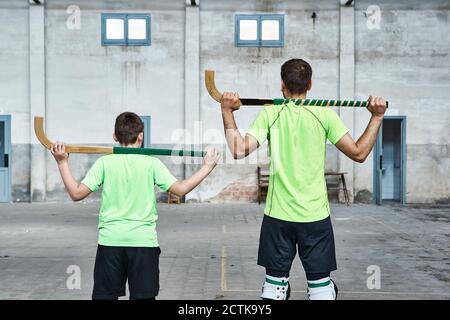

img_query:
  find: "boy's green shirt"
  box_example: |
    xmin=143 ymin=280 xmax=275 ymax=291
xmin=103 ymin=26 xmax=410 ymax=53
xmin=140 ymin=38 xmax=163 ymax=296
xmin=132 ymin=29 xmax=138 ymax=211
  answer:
xmin=81 ymin=154 xmax=177 ymax=247
xmin=247 ymin=101 xmax=349 ymax=223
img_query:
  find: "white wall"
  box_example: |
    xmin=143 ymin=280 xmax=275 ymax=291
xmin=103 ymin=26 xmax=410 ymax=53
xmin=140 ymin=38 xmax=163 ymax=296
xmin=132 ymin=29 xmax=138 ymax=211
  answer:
xmin=45 ymin=8 xmax=185 ymax=145
xmin=355 ymin=3 xmax=450 ymax=202
xmin=0 ymin=3 xmax=29 ymax=144
xmin=1 ymin=0 xmax=449 ymax=203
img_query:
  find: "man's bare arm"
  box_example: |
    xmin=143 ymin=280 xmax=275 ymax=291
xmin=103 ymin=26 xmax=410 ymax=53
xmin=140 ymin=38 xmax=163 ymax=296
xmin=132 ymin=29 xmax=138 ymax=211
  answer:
xmin=221 ymin=92 xmax=259 ymax=159
xmin=335 ymin=96 xmax=387 ymax=163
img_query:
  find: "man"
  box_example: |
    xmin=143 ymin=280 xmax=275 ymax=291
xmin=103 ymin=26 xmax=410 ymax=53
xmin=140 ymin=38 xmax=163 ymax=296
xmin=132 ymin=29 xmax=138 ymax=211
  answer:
xmin=220 ymin=58 xmax=387 ymax=300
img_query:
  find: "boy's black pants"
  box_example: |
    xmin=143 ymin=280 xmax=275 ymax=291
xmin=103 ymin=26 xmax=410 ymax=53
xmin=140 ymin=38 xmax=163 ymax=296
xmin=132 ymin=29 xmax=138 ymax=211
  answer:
xmin=92 ymin=245 xmax=161 ymax=300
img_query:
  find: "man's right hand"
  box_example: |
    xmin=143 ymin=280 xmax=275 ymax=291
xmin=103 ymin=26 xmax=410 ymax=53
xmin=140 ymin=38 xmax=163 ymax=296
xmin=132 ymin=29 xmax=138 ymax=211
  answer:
xmin=367 ymin=96 xmax=387 ymax=119
xmin=221 ymin=92 xmax=241 ymax=113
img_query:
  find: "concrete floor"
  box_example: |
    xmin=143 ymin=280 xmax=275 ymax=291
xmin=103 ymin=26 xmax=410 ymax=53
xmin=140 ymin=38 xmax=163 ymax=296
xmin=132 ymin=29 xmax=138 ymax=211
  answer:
xmin=0 ymin=202 xmax=449 ymax=300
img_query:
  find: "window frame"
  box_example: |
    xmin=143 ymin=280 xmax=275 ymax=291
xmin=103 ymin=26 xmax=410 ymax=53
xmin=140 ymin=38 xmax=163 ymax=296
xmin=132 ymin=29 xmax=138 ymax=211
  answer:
xmin=235 ymin=14 xmax=284 ymax=47
xmin=140 ymin=116 xmax=151 ymax=148
xmin=101 ymin=13 xmax=151 ymax=46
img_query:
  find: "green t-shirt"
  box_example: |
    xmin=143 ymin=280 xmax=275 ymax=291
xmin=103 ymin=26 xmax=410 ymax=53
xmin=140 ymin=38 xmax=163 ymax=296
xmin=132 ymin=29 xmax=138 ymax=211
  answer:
xmin=81 ymin=154 xmax=177 ymax=247
xmin=247 ymin=101 xmax=349 ymax=223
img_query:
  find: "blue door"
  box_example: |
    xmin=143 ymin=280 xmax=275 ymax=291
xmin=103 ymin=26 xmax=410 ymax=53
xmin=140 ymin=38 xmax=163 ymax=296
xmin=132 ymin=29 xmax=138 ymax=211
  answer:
xmin=374 ymin=123 xmax=383 ymax=205
xmin=382 ymin=120 xmax=401 ymax=200
xmin=0 ymin=115 xmax=11 ymax=202
xmin=373 ymin=116 xmax=407 ymax=205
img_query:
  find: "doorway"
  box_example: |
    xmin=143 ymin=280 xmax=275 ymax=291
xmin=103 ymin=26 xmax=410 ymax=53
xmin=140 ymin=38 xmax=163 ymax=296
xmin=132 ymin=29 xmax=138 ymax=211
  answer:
xmin=373 ymin=116 xmax=406 ymax=205
xmin=0 ymin=115 xmax=11 ymax=202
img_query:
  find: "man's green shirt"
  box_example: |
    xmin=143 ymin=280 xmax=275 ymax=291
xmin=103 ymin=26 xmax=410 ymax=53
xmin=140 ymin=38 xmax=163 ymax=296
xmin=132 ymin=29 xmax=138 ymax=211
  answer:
xmin=81 ymin=154 xmax=177 ymax=247
xmin=247 ymin=101 xmax=349 ymax=223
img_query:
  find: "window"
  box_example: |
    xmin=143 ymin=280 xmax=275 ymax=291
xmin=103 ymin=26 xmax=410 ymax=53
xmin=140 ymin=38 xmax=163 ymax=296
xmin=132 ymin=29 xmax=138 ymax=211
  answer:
xmin=235 ymin=14 xmax=284 ymax=47
xmin=101 ymin=13 xmax=151 ymax=46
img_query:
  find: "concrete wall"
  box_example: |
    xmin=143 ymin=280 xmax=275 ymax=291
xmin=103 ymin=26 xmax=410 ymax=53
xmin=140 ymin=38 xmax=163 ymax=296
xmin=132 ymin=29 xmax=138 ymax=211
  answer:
xmin=198 ymin=0 xmax=341 ymax=201
xmin=0 ymin=1 xmax=30 ymax=202
xmin=354 ymin=0 xmax=450 ymax=203
xmin=0 ymin=0 xmax=449 ymax=204
xmin=43 ymin=2 xmax=186 ymax=200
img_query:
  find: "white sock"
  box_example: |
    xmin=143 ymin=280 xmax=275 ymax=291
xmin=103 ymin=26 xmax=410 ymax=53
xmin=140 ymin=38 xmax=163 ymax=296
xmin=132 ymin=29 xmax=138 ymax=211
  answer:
xmin=261 ymin=275 xmax=290 ymax=300
xmin=307 ymin=277 xmax=337 ymax=300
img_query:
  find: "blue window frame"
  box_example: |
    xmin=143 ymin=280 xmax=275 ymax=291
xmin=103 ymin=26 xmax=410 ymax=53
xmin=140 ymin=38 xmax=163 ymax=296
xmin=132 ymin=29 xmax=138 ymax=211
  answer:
xmin=101 ymin=13 xmax=151 ymax=46
xmin=235 ymin=14 xmax=284 ymax=47
xmin=140 ymin=116 xmax=151 ymax=148
xmin=0 ymin=115 xmax=11 ymax=203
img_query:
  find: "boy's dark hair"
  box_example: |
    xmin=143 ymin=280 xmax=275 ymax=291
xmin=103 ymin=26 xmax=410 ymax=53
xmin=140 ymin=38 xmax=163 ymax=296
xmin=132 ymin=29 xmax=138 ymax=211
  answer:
xmin=114 ymin=112 xmax=144 ymax=145
xmin=280 ymin=59 xmax=312 ymax=94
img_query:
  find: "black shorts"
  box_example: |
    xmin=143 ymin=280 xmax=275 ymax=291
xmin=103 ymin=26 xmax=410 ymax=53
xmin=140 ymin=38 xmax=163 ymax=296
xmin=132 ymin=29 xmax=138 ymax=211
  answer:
xmin=257 ymin=215 xmax=337 ymax=274
xmin=92 ymin=245 xmax=161 ymax=300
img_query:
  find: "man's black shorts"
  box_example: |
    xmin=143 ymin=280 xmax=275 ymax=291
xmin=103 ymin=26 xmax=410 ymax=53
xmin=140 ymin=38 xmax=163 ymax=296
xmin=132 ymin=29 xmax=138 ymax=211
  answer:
xmin=92 ymin=245 xmax=161 ymax=300
xmin=257 ymin=215 xmax=337 ymax=274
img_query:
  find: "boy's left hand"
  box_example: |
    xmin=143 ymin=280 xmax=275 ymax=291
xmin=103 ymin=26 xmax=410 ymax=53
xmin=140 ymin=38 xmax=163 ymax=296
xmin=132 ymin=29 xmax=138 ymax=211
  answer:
xmin=203 ymin=148 xmax=220 ymax=169
xmin=51 ymin=141 xmax=69 ymax=164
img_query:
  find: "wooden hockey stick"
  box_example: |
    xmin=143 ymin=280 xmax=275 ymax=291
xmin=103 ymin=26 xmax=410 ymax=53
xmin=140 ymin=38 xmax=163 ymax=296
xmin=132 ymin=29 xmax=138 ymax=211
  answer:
xmin=205 ymin=70 xmax=388 ymax=108
xmin=34 ymin=116 xmax=205 ymax=157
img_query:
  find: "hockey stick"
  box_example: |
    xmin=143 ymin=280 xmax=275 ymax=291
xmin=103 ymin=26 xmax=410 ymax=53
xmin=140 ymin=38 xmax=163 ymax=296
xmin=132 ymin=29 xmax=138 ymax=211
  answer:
xmin=205 ymin=70 xmax=388 ymax=108
xmin=34 ymin=116 xmax=205 ymax=157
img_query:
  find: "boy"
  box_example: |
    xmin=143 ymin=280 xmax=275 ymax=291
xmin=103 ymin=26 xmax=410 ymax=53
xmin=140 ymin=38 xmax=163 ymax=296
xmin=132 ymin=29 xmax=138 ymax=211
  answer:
xmin=50 ymin=112 xmax=220 ymax=300
xmin=219 ymin=59 xmax=387 ymax=300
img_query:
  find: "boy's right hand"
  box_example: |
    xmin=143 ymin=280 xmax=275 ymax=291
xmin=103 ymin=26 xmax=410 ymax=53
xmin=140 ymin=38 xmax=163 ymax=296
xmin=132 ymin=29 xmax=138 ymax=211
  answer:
xmin=50 ymin=141 xmax=69 ymax=164
xmin=203 ymin=148 xmax=220 ymax=169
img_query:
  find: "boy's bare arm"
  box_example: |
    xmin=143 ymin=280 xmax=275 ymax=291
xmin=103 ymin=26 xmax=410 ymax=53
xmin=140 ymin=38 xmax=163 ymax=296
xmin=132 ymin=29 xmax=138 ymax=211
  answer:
xmin=221 ymin=92 xmax=259 ymax=159
xmin=51 ymin=142 xmax=91 ymax=201
xmin=169 ymin=148 xmax=220 ymax=197
xmin=335 ymin=96 xmax=387 ymax=163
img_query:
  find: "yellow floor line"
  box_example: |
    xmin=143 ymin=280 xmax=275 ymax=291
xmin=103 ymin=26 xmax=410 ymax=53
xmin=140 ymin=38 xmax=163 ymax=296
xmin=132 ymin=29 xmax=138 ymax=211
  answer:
xmin=221 ymin=246 xmax=227 ymax=291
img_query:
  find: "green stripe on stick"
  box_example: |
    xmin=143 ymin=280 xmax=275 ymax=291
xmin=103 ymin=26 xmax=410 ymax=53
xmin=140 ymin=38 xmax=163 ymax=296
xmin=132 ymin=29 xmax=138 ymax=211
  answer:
xmin=273 ymin=98 xmax=284 ymax=105
xmin=253 ymin=98 xmax=388 ymax=108
xmin=113 ymin=147 xmax=205 ymax=157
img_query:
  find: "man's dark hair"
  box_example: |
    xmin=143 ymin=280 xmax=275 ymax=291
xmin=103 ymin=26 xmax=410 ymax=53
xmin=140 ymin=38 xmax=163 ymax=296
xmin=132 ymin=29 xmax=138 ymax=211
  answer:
xmin=280 ymin=59 xmax=312 ymax=94
xmin=114 ymin=112 xmax=144 ymax=145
